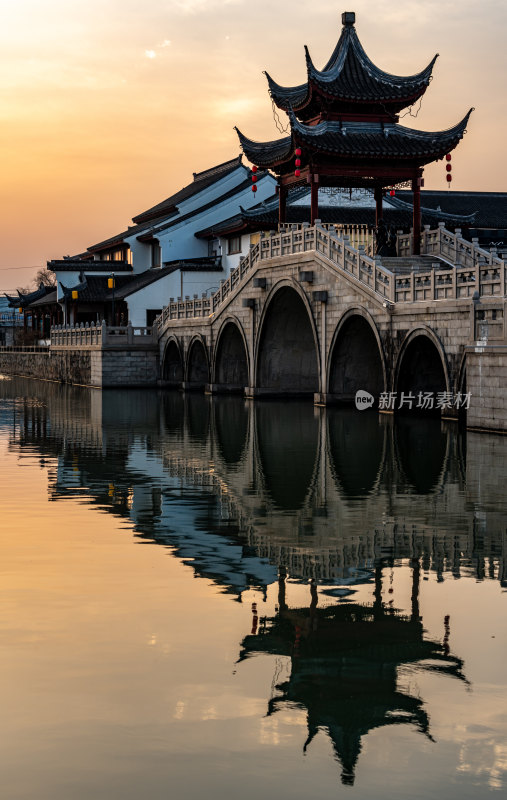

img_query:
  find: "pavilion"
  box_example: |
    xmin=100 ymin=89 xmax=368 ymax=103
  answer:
xmin=235 ymin=11 xmax=473 ymax=254
xmin=4 ymin=283 xmax=61 ymax=341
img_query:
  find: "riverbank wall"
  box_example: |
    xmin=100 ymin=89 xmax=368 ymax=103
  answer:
xmin=0 ymin=349 xmax=92 ymax=385
xmin=0 ymin=324 xmax=159 ymax=387
xmin=0 ymin=348 xmax=159 ymax=388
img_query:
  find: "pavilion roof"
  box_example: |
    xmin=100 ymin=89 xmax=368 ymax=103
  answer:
xmin=4 ymin=283 xmax=55 ymax=309
xmin=236 ymin=109 xmax=473 ymax=175
xmin=27 ymin=289 xmax=58 ymax=308
xmin=266 ymin=12 xmax=438 ymax=118
xmin=59 ymin=275 xmax=133 ymax=303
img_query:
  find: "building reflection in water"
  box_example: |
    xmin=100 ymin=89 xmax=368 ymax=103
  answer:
xmin=2 ymin=377 xmax=506 ymax=590
xmin=1 ymin=377 xmax=506 ymax=785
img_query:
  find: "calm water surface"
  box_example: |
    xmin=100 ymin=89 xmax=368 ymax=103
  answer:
xmin=0 ymin=376 xmax=506 ymax=799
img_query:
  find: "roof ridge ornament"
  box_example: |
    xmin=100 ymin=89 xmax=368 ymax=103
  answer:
xmin=304 ymin=44 xmax=314 ymax=73
xmin=342 ymin=11 xmax=355 ymax=27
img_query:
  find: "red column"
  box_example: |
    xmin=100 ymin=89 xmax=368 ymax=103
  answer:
xmin=412 ymin=177 xmax=421 ymax=255
xmin=278 ymin=184 xmax=287 ymax=225
xmin=374 ymin=187 xmax=383 ymax=226
xmin=310 ymin=176 xmax=319 ymax=225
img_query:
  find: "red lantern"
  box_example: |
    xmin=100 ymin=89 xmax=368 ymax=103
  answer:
xmin=251 ymin=174 xmax=257 ymax=183
xmin=446 ymin=164 xmax=452 ymax=172
xmin=389 ymin=189 xmax=395 ymax=196
xmin=251 ymin=165 xmax=258 ymax=173
xmin=445 ymin=153 xmax=452 ymax=162
xmin=446 ymin=174 xmax=452 ymax=183
xmin=295 ymin=148 xmax=302 ymax=156
xmin=294 ymin=169 xmax=301 ymax=177
xmin=295 ymin=158 xmax=301 ymax=167
xmin=252 ymin=184 xmax=257 ymax=192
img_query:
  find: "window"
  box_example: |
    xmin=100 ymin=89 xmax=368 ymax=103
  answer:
xmin=151 ymin=242 xmax=162 ymax=268
xmin=208 ymin=238 xmax=219 ymax=258
xmin=228 ymin=236 xmax=241 ymax=255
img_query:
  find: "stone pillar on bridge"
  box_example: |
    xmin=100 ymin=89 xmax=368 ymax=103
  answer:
xmin=314 ymin=293 xmax=328 ymax=406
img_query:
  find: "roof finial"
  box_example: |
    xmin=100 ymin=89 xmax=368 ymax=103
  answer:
xmin=342 ymin=11 xmax=355 ymax=26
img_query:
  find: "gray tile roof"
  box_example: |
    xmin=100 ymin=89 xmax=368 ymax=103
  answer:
xmin=236 ymin=111 xmax=473 ymax=169
xmin=267 ymin=18 xmax=437 ymax=114
xmin=132 ymin=156 xmax=244 ymax=225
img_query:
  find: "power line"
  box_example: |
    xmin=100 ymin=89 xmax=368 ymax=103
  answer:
xmin=0 ymin=264 xmax=43 ymax=272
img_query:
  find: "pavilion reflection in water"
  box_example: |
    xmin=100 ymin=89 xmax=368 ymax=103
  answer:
xmin=239 ymin=567 xmax=466 ymax=785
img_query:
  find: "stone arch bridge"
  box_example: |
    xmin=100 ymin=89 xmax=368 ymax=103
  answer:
xmin=157 ymin=223 xmax=506 ymax=426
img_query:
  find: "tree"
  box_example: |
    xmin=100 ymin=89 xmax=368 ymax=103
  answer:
xmin=33 ymin=267 xmax=56 ymax=288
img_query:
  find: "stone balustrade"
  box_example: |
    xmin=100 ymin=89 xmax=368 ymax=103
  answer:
xmin=0 ymin=344 xmax=49 ymax=353
xmin=50 ymin=321 xmax=156 ymax=349
xmin=152 ymin=222 xmax=506 ymax=338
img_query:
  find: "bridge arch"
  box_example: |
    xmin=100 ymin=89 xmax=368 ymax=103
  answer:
xmin=327 ymin=308 xmax=386 ymax=402
xmin=394 ymin=416 xmax=449 ymax=494
xmin=186 ymin=393 xmax=211 ymax=441
xmin=162 ymin=336 xmax=184 ymax=385
xmin=161 ymin=389 xmax=185 ymax=433
xmin=214 ymin=396 xmax=249 ymax=465
xmin=255 ymin=401 xmax=319 ymax=509
xmin=328 ymin=407 xmax=385 ymax=497
xmin=255 ymin=281 xmax=320 ymax=395
xmin=186 ymin=335 xmax=210 ymax=390
xmin=213 ymin=317 xmax=249 ymax=392
xmin=395 ymin=327 xmax=450 ymax=405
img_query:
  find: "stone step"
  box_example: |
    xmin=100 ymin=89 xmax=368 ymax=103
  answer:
xmin=379 ymin=256 xmax=449 ymax=274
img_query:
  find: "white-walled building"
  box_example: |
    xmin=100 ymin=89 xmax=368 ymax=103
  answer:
xmin=47 ymin=156 xmax=276 ymax=327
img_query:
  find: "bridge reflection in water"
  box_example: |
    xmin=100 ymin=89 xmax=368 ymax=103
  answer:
xmin=2 ymin=378 xmax=506 ymax=786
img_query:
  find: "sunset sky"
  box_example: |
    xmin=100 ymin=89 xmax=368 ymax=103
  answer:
xmin=1 ymin=0 xmax=506 ymax=289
